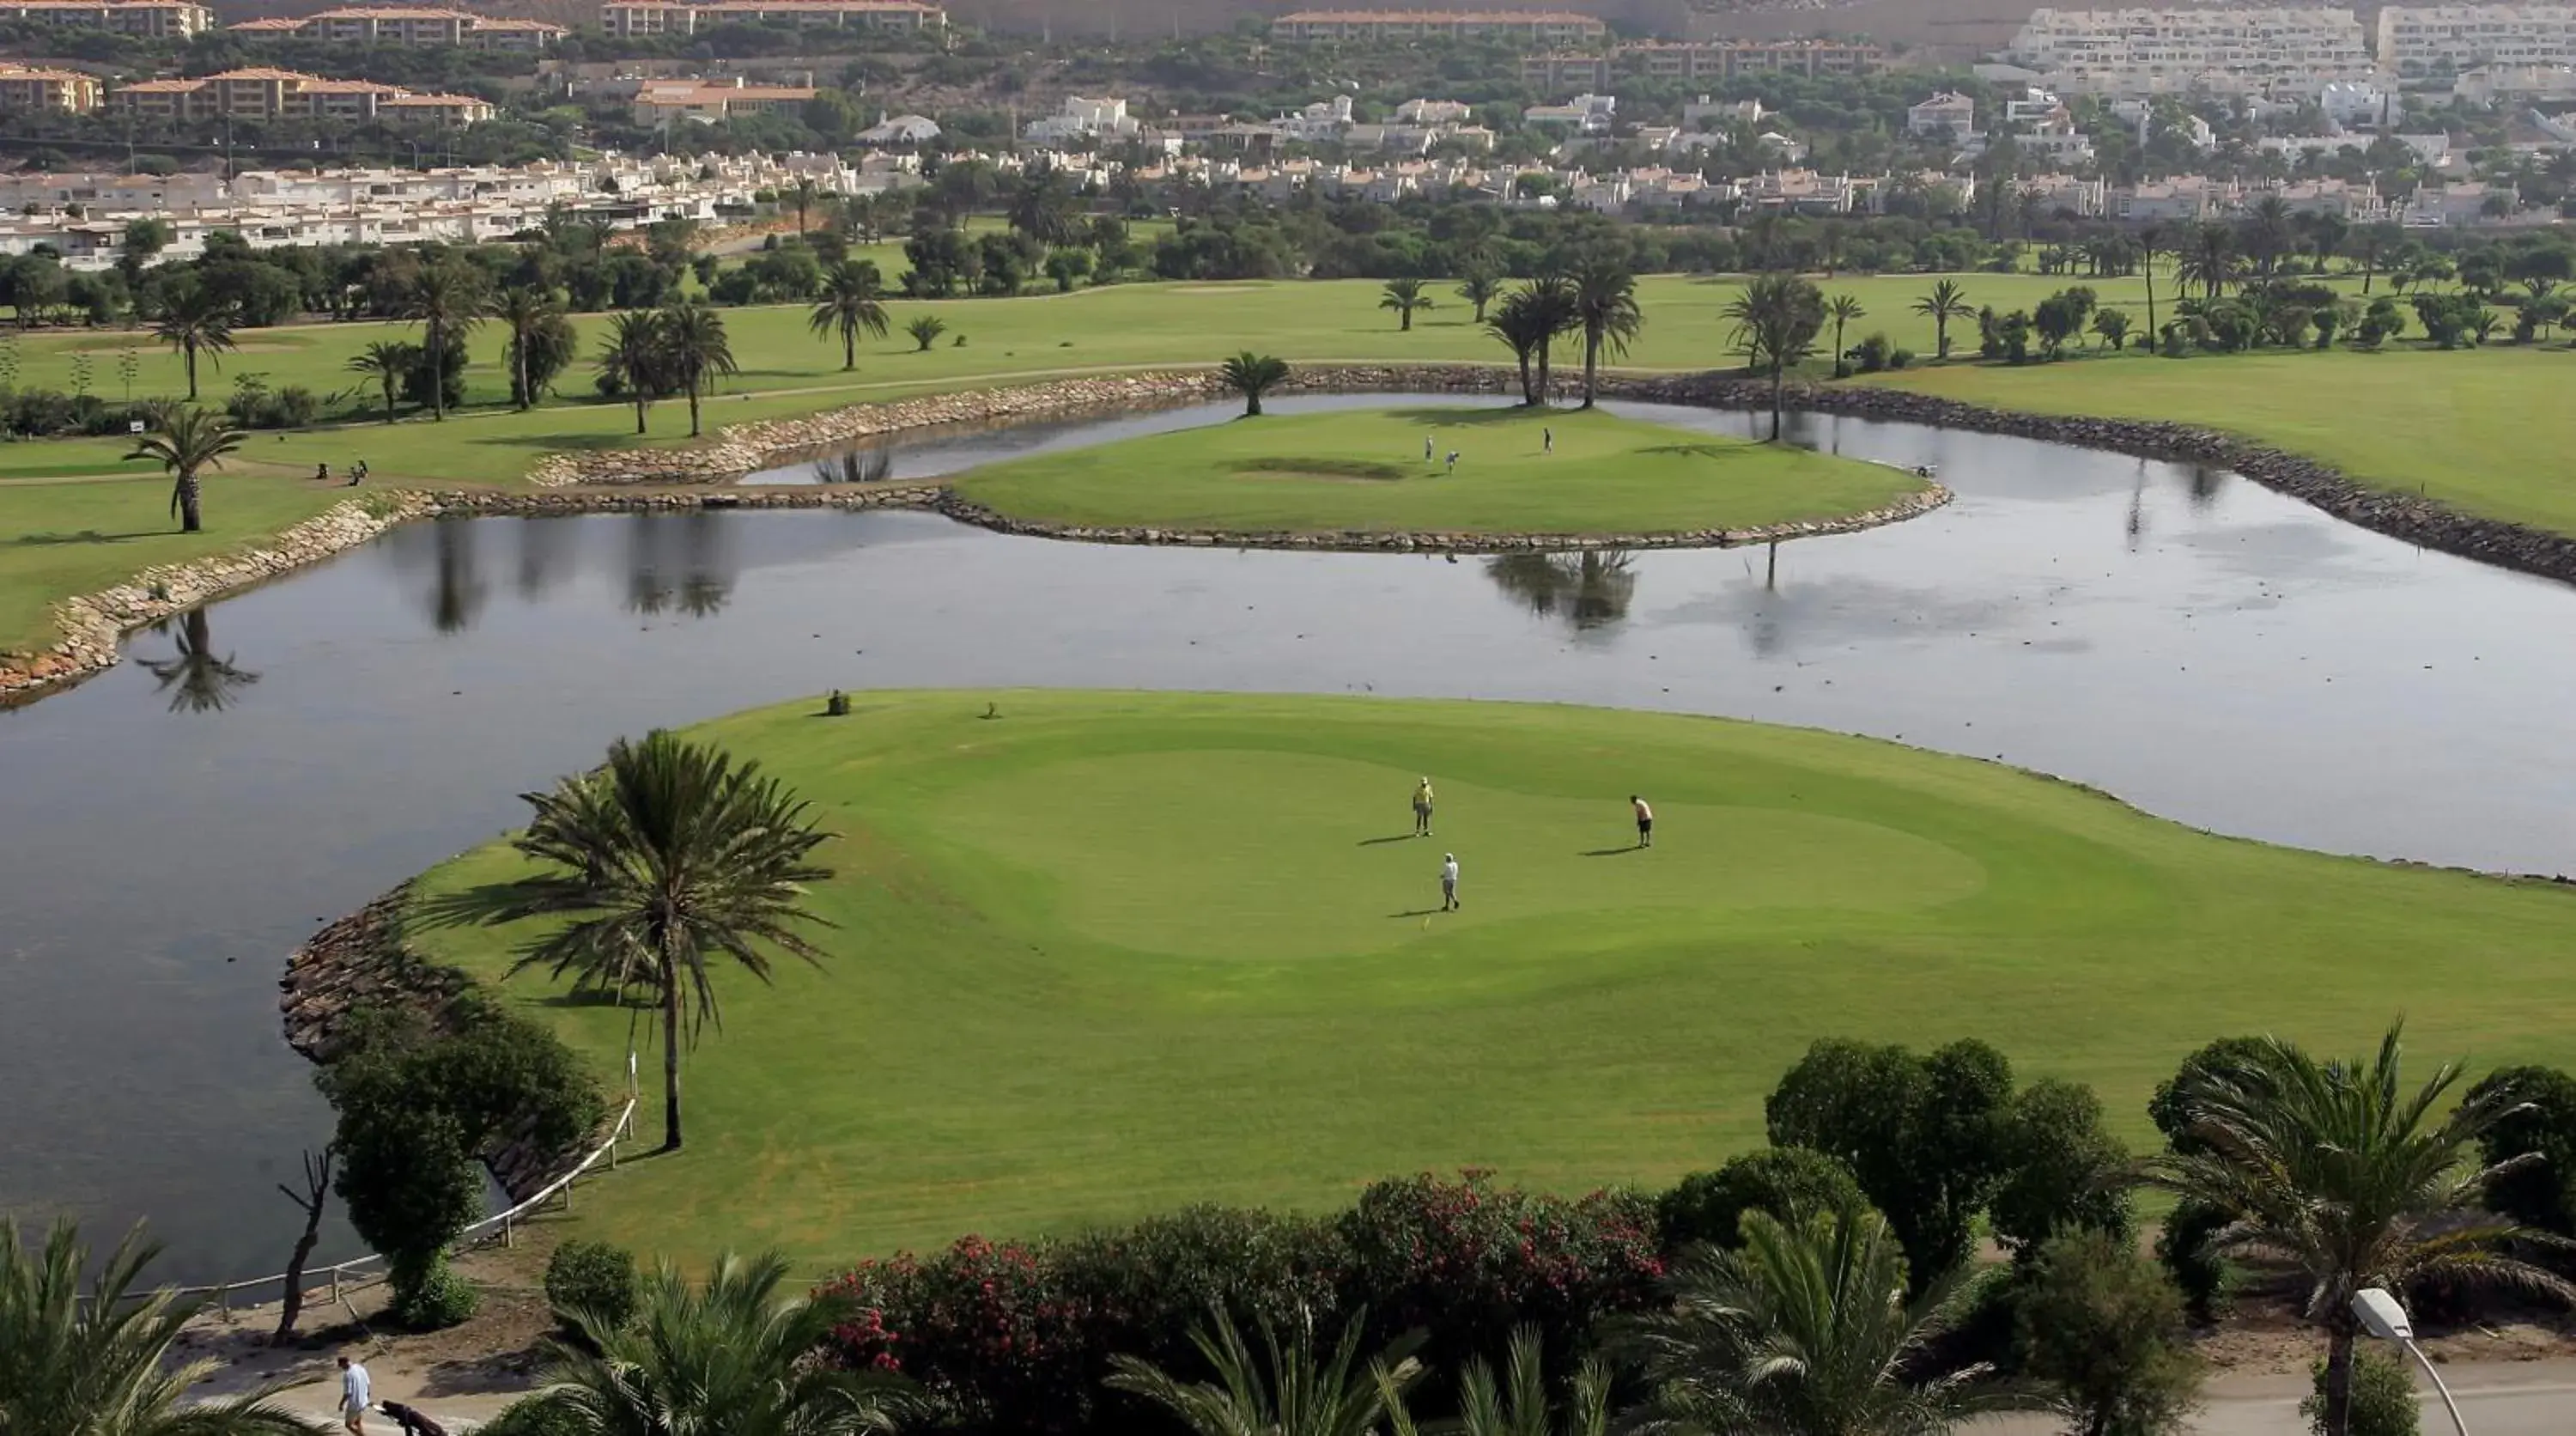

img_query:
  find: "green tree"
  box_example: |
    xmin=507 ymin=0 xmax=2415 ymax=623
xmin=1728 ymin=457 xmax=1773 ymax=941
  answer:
xmin=397 ymin=260 xmax=489 ymax=421
xmin=1446 ymin=1326 xmax=1607 ymax=1436
xmin=656 ymin=301 xmax=738 ymax=438
xmin=808 ymin=260 xmax=891 ymax=371
xmin=2177 ymin=223 xmax=2240 ymax=301
xmin=596 ymin=311 xmax=666 ymax=435
xmin=1572 ymin=259 xmax=1643 ymax=408
xmin=1218 ymin=351 xmax=1291 ymax=417
xmin=1656 ymin=1147 xmax=1868 ymax=1252
xmin=1379 ymin=277 xmax=1435 ymax=332
xmin=0 ymin=1220 xmax=316 ymax=1436
xmin=2092 ymin=307 xmax=2133 ymax=350
xmin=1826 ymin=292 xmax=1866 ymax=377
xmin=1456 ymin=266 xmax=1503 ymax=323
xmin=447 ymin=730 xmax=835 ymax=1153
xmin=1765 ymin=1036 xmax=2014 ymax=1284
xmin=1485 ymin=277 xmax=1579 ymax=406
xmin=1106 ymin=1307 xmax=1423 ymax=1436
xmin=1722 ymin=272 xmax=1826 ymax=441
xmin=1912 ymin=278 xmax=1971 ymax=361
xmin=1990 ymin=1077 xmax=2133 ymax=1259
xmin=2154 ymin=1024 xmax=2576 ymax=1436
xmin=2300 ymin=1350 xmax=2420 ymax=1436
xmin=1623 ymin=1200 xmax=2008 ymax=1436
xmin=1005 ymin=167 xmax=1080 ymax=246
xmin=530 ymin=1250 xmax=913 ymax=1436
xmin=495 ymin=287 xmax=567 ymax=411
xmin=2469 ymin=1064 xmax=2576 ymax=1234
xmin=346 ymin=339 xmax=415 ymax=424
xmin=149 ymin=277 xmax=237 ymax=402
xmin=2015 ymin=1230 xmax=2203 ymax=1436
xmin=905 ymin=315 xmax=947 ymax=351
xmin=126 ymin=405 xmax=243 ymax=534
xmin=788 ymin=176 xmax=820 ymax=234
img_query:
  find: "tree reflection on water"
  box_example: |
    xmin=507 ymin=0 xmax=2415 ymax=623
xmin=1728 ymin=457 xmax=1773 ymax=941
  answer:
xmin=137 ymin=608 xmax=258 ymax=714
xmin=1484 ymin=548 xmax=1637 ymax=630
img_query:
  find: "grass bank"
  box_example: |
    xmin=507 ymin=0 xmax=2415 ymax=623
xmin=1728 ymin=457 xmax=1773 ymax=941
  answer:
xmin=948 ymin=404 xmax=1925 ymax=537
xmin=404 ymin=690 xmax=2576 ymax=1268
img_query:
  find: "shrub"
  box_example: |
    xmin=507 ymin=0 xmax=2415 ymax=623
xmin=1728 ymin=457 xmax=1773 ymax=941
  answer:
xmin=1656 ymin=1147 xmax=1867 ymax=1253
xmin=1888 ymin=347 xmax=1914 ymax=369
xmin=2016 ymin=1230 xmax=2202 ymax=1436
xmin=390 ymin=1252 xmax=479 ymax=1330
xmin=545 ymin=1239 xmax=638 ymax=1333
xmin=1851 ymin=332 xmax=1892 ymax=374
xmin=2154 ymin=1198 xmax=2239 ymax=1324
xmin=2469 ymin=1064 xmax=2576 ymax=1236
xmin=2300 ymin=1348 xmax=2421 ymax=1436
xmin=824 ymin=690 xmax=852 ymax=716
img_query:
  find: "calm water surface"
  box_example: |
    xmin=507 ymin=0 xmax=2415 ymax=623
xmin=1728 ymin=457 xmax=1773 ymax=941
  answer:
xmin=4 ymin=396 xmax=2571 ymax=1280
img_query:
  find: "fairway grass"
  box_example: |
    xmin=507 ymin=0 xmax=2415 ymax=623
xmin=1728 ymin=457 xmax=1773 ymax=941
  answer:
xmin=948 ymin=405 xmax=1926 ymax=536
xmin=405 ymin=691 xmax=2576 ymax=1269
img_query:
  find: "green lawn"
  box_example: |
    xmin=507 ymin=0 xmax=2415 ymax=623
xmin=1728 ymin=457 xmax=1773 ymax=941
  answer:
xmin=405 ymin=691 xmax=2576 ymax=1269
xmin=949 ymin=405 xmax=1923 ymax=536
xmin=1874 ymin=345 xmax=2576 ymax=538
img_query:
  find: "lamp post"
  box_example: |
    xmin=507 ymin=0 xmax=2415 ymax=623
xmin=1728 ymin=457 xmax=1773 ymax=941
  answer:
xmin=2351 ymin=1287 xmax=2470 ymax=1436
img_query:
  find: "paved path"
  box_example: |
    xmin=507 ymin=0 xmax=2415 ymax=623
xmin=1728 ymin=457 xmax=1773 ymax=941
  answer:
xmin=1979 ymin=1358 xmax=2576 ymax=1436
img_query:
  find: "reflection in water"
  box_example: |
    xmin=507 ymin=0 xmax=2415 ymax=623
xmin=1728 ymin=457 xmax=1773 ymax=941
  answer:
xmin=429 ymin=519 xmax=487 ymax=635
xmin=515 ymin=514 xmax=578 ymax=599
xmin=136 ymin=608 xmax=258 ymax=713
xmin=624 ymin=511 xmax=739 ymax=619
xmin=1485 ymin=549 xmax=1637 ymax=630
xmin=812 ymin=449 xmax=894 ymax=484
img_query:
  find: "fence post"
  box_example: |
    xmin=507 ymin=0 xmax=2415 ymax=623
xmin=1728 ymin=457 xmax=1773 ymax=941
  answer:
xmin=216 ymin=1283 xmax=229 ymax=1320
xmin=502 ymin=1212 xmax=513 ymax=1248
xmin=331 ymin=1266 xmax=342 ymax=1304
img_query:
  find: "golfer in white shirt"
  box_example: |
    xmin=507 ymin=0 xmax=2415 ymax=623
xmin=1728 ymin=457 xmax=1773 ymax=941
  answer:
xmin=1440 ymin=853 xmax=1461 ymax=911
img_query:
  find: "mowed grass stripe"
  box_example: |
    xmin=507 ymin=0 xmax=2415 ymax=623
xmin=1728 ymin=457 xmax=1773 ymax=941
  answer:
xmin=405 ymin=691 xmax=2576 ymax=1266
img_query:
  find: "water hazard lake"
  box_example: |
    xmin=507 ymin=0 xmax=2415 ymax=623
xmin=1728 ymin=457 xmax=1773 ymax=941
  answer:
xmin=4 ymin=394 xmax=2571 ymax=1281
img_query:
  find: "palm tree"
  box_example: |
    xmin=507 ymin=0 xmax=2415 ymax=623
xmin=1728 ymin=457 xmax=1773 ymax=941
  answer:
xmin=1456 ymin=267 xmax=1504 ymax=323
xmin=437 ymin=730 xmax=835 ymax=1151
xmin=2241 ymin=195 xmax=2294 ymax=280
xmin=1722 ymin=271 xmax=1826 ymax=442
xmin=149 ymin=279 xmax=236 ymax=402
xmin=0 ymin=1220 xmax=317 ymax=1436
xmin=530 ymin=1250 xmax=912 ymax=1436
xmin=346 ymin=340 xmax=413 ymax=424
xmin=808 ymin=260 xmax=891 ymax=371
xmin=1451 ymin=1326 xmax=1608 ymax=1436
xmin=1912 ymin=279 xmax=1971 ymax=361
xmin=656 ymin=300 xmax=738 ymax=440
xmin=1623 ymin=1200 xmax=2008 ymax=1436
xmin=597 ymin=311 xmax=665 ymax=435
xmin=397 ymin=259 xmax=489 ymax=422
xmin=905 ymin=315 xmax=947 ymax=352
xmin=1005 ymin=167 xmax=1080 ymax=246
xmin=1218 ymin=351 xmax=1290 ymax=417
xmin=139 ymin=607 xmax=258 ymax=713
xmin=2177 ymin=222 xmax=2240 ymax=301
xmin=126 ymin=405 xmax=242 ymax=534
xmin=1485 ymin=277 xmax=1578 ymax=405
xmin=2154 ymin=1025 xmax=2576 ymax=1436
xmin=1379 ymin=277 xmax=1436 ymax=332
xmin=1571 ymin=259 xmax=1643 ymax=408
xmin=2137 ymin=222 xmax=2164 ymax=341
xmin=1106 ymin=1307 xmax=1423 ymax=1436
xmin=495 ymin=286 xmax=559 ymax=412
xmin=788 ymin=176 xmax=820 ymax=234
xmin=1826 ymin=292 xmax=1867 ymax=378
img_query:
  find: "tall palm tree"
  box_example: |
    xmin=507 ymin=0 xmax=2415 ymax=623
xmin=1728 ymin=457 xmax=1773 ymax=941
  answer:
xmin=1379 ymin=277 xmax=1436 ymax=332
xmin=149 ymin=279 xmax=237 ymax=402
xmin=1456 ymin=267 xmax=1504 ymax=323
xmin=1722 ymin=271 xmax=1826 ymax=442
xmin=1107 ymin=1307 xmax=1423 ymax=1436
xmin=808 ymin=261 xmax=891 ymax=372
xmin=530 ymin=1250 xmax=912 ymax=1436
xmin=346 ymin=339 xmax=414 ymax=424
xmin=1623 ymin=1200 xmax=2007 ymax=1436
xmin=397 ymin=259 xmax=489 ymax=422
xmin=1218 ymin=351 xmax=1290 ymax=417
xmin=788 ymin=176 xmax=820 ymax=234
xmin=1005 ymin=167 xmax=1080 ymax=246
xmin=435 ymin=730 xmax=835 ymax=1151
xmin=1826 ymin=292 xmax=1867 ymax=378
xmin=126 ymin=405 xmax=242 ymax=534
xmin=2136 ymin=222 xmax=2164 ymax=342
xmin=1486 ymin=277 xmax=1579 ymax=406
xmin=138 ymin=607 xmax=258 ymax=713
xmin=2154 ymin=1025 xmax=2576 ymax=1436
xmin=1912 ymin=279 xmax=1971 ymax=361
xmin=0 ymin=1220 xmax=317 ymax=1436
xmin=656 ymin=301 xmax=738 ymax=440
xmin=2241 ymin=195 xmax=2294 ymax=280
xmin=2177 ymin=222 xmax=2240 ymax=301
xmin=1571 ymin=259 xmax=1643 ymax=408
xmin=597 ymin=311 xmax=665 ymax=435
xmin=1451 ymin=1326 xmax=1608 ymax=1436
xmin=495 ymin=286 xmax=560 ymax=413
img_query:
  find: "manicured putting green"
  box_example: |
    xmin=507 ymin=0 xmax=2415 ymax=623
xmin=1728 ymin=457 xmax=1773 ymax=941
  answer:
xmin=408 ymin=691 xmax=2576 ymax=1268
xmin=945 ymin=405 xmax=1927 ymax=536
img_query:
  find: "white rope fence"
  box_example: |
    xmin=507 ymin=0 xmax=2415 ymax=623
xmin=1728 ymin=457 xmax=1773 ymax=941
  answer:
xmin=179 ymin=1053 xmax=641 ymax=1320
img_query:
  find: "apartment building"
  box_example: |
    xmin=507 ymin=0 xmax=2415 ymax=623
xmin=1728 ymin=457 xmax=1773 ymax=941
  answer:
xmin=228 ymin=9 xmax=568 ymax=49
xmin=1273 ymin=9 xmax=1606 ymax=44
xmin=630 ymin=75 xmax=816 ymax=123
xmin=1907 ymin=90 xmax=1976 ymax=136
xmin=0 ymin=64 xmax=100 ymax=111
xmin=2004 ymin=8 xmax=2381 ymax=97
xmin=601 ymin=0 xmax=944 ymax=35
xmin=2377 ymin=5 xmax=2576 ymax=73
xmin=0 ymin=0 xmax=211 ymax=35
xmin=1618 ymin=39 xmax=1884 ymax=79
xmin=109 ymin=67 xmax=489 ymax=124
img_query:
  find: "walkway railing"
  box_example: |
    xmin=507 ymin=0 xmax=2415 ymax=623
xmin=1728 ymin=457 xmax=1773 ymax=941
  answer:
xmin=180 ymin=1055 xmax=640 ymax=1319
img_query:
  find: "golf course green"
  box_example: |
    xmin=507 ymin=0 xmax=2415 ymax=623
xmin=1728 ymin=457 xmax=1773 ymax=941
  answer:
xmin=947 ymin=405 xmax=1927 ymax=536
xmin=404 ymin=691 xmax=2576 ymax=1268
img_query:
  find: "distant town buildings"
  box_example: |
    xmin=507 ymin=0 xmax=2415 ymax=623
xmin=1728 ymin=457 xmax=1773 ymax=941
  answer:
xmin=2003 ymin=7 xmax=2380 ymax=97
xmin=2376 ymin=4 xmax=2576 ymax=73
xmin=1906 ymin=90 xmax=1975 ymax=137
xmin=110 ymin=67 xmax=493 ymax=124
xmin=0 ymin=64 xmax=100 ymax=110
xmin=629 ymin=75 xmax=817 ymax=124
xmin=600 ymin=0 xmax=945 ymax=35
xmin=222 ymin=8 xmax=564 ymax=48
xmin=1271 ymin=8 xmax=1606 ymax=44
xmin=0 ymin=0 xmax=210 ymax=35
xmin=854 ymin=112 xmax=939 ymax=144
xmin=1522 ymin=90 xmax=1613 ymax=133
xmin=1024 ymin=94 xmax=1144 ymax=145
xmin=1522 ymin=39 xmax=1883 ymax=90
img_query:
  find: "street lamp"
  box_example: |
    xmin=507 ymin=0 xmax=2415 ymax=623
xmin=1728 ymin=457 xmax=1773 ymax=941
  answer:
xmin=2351 ymin=1287 xmax=2469 ymax=1436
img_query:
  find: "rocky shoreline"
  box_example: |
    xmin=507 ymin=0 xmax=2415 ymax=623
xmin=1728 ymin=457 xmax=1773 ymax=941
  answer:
xmin=11 ymin=360 xmax=2576 ymax=704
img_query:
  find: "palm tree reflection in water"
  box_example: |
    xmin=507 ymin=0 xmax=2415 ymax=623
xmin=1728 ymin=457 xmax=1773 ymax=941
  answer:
xmin=626 ymin=510 xmax=739 ymax=620
xmin=1485 ymin=548 xmax=1637 ymax=630
xmin=811 ymin=448 xmax=894 ymax=485
xmin=137 ymin=608 xmax=258 ymax=713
